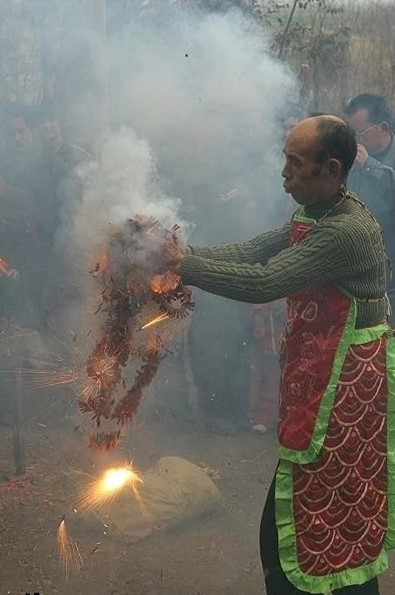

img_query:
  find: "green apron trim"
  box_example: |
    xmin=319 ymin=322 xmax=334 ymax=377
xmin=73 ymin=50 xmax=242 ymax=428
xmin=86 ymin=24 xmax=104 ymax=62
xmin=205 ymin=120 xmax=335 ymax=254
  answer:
xmin=352 ymin=324 xmax=390 ymax=345
xmin=385 ymin=335 xmax=395 ymax=550
xmin=275 ymin=460 xmax=389 ymax=594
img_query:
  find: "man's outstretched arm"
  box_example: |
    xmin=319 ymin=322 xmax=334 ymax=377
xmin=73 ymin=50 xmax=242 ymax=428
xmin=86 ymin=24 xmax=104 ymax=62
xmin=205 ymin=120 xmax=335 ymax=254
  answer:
xmin=190 ymin=222 xmax=291 ymax=266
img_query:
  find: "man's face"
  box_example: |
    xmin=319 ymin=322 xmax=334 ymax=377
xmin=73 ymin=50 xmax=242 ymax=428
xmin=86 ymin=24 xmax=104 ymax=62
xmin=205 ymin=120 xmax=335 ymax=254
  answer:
xmin=40 ymin=115 xmax=63 ymax=146
xmin=11 ymin=116 xmax=33 ymax=149
xmin=346 ymin=108 xmax=389 ymax=155
xmin=282 ymin=120 xmax=327 ymax=206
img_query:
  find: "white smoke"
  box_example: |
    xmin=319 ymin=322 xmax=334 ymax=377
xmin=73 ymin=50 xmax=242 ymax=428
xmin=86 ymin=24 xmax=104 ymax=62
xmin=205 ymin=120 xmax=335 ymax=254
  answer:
xmin=106 ymin=5 xmax=296 ymax=239
xmin=70 ymin=128 xmax=184 ymax=260
xmin=56 ymin=3 xmax=298 ymax=412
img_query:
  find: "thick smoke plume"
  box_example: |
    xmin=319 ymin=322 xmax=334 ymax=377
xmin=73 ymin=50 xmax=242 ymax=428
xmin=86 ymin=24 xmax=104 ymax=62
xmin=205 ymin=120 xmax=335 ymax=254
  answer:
xmin=65 ymin=2 xmax=296 ymax=301
xmin=57 ymin=4 xmax=297 ymax=425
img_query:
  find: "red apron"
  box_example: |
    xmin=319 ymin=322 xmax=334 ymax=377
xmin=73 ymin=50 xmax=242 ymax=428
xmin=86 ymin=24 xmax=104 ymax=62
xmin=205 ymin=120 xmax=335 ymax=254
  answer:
xmin=275 ymin=214 xmax=395 ymax=593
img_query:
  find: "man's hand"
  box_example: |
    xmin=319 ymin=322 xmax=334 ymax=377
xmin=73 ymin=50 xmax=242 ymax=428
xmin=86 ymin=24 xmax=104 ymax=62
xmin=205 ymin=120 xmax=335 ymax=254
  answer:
xmin=163 ymin=238 xmax=188 ymax=270
xmin=354 ymin=144 xmax=369 ymax=167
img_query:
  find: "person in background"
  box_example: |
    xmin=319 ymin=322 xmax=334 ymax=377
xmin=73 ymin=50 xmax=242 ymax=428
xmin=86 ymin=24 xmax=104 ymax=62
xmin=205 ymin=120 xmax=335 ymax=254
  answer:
xmin=344 ymin=93 xmax=395 ymax=324
xmin=38 ymin=101 xmax=92 ymax=176
xmin=35 ymin=101 xmax=93 ymax=335
xmin=173 ymin=116 xmax=394 ymax=594
xmin=0 ymin=103 xmax=38 ymax=217
xmin=0 ymin=252 xmax=19 ymax=427
xmin=0 ymin=103 xmax=44 ymax=328
xmin=248 ymin=104 xmax=304 ymax=434
xmin=247 ymin=301 xmax=283 ymax=433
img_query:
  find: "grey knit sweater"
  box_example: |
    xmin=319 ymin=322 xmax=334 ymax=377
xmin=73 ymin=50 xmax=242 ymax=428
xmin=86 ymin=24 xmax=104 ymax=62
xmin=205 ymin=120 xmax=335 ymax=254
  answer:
xmin=179 ymin=194 xmax=388 ymax=329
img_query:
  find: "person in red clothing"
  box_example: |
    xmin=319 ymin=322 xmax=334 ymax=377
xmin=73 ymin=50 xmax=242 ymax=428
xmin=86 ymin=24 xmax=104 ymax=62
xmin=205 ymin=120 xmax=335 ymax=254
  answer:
xmin=248 ymin=301 xmax=284 ymax=432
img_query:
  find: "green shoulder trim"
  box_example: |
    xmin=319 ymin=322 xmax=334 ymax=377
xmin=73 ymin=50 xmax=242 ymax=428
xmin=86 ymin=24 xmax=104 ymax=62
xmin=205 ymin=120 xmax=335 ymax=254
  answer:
xmin=385 ymin=335 xmax=395 ymax=550
xmin=293 ymin=213 xmax=316 ymax=224
xmin=276 ymin=460 xmax=388 ymax=594
xmin=279 ymin=299 xmax=357 ymax=464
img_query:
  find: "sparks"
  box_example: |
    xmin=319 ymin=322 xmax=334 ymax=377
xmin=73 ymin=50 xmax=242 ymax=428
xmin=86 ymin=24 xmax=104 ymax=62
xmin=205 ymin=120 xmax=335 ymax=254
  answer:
xmin=79 ymin=466 xmax=143 ymax=513
xmin=140 ymin=313 xmax=170 ymax=330
xmin=57 ymin=517 xmax=83 ymax=580
xmin=22 ymin=368 xmax=80 ymax=391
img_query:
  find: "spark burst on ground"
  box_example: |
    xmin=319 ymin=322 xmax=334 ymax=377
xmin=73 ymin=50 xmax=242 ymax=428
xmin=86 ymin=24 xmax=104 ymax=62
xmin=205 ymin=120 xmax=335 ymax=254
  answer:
xmin=57 ymin=516 xmax=83 ymax=580
xmin=78 ymin=466 xmax=143 ymax=513
xmin=80 ymin=217 xmax=194 ymax=450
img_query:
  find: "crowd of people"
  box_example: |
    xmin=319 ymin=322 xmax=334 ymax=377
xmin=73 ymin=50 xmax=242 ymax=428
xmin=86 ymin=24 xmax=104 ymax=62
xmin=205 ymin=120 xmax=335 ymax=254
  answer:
xmin=0 ymin=101 xmax=91 ymax=328
xmin=1 ymin=88 xmax=395 ymax=593
xmin=0 ymin=101 xmax=92 ymax=424
xmin=1 ymin=94 xmax=394 ymax=438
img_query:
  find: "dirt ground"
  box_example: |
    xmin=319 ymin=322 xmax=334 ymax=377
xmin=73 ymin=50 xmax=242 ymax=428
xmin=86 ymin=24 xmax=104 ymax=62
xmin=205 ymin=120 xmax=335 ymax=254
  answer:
xmin=0 ymin=415 xmax=394 ymax=595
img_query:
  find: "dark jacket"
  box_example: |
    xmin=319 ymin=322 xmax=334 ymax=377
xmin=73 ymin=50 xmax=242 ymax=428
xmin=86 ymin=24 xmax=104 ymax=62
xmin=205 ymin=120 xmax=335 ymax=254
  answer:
xmin=347 ymin=135 xmax=395 ymax=311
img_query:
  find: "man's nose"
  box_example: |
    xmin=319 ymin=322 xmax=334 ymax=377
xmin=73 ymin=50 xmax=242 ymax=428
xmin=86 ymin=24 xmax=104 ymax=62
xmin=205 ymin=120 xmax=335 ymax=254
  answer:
xmin=282 ymin=164 xmax=290 ymax=179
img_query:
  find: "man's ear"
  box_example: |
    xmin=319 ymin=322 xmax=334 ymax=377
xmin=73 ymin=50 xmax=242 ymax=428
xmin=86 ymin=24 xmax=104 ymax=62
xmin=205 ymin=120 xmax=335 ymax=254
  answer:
xmin=327 ymin=158 xmax=342 ymax=178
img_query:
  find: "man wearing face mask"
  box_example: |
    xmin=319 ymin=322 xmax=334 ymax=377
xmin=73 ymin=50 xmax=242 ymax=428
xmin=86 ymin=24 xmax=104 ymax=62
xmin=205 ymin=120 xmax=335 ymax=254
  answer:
xmin=344 ymin=94 xmax=395 ymax=323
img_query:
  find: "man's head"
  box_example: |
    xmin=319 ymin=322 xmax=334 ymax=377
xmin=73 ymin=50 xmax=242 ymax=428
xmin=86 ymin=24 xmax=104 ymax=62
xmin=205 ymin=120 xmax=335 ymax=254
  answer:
xmin=282 ymin=116 xmax=357 ymax=206
xmin=4 ymin=103 xmax=35 ymax=150
xmin=344 ymin=94 xmax=393 ymax=155
xmin=37 ymin=101 xmax=64 ymax=151
xmin=11 ymin=115 xmax=33 ymax=149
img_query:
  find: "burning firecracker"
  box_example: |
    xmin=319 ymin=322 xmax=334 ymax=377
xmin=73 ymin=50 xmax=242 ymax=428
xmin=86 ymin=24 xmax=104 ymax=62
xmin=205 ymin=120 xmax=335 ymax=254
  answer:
xmin=80 ymin=216 xmax=193 ymax=450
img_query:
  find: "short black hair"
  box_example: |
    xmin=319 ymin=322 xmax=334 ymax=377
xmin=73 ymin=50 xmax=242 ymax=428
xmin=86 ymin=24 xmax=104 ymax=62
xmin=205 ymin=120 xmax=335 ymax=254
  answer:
xmin=344 ymin=93 xmax=393 ymax=133
xmin=315 ymin=117 xmax=357 ymax=178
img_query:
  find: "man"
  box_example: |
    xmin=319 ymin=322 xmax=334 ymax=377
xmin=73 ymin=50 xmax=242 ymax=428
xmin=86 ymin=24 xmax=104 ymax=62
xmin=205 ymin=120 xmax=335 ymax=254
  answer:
xmin=38 ymin=101 xmax=92 ymax=179
xmin=0 ymin=253 xmax=19 ymax=427
xmin=0 ymin=104 xmax=38 ymax=217
xmin=0 ymin=104 xmax=45 ymax=328
xmin=344 ymin=94 xmax=395 ymax=323
xmin=174 ymin=116 xmax=394 ymax=594
xmin=35 ymin=101 xmax=93 ymax=334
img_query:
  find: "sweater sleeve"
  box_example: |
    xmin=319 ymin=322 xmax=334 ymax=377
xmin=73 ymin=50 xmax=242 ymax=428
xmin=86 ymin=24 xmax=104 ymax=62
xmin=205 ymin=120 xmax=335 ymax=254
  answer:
xmin=179 ymin=222 xmax=354 ymax=304
xmin=190 ymin=222 xmax=291 ymax=265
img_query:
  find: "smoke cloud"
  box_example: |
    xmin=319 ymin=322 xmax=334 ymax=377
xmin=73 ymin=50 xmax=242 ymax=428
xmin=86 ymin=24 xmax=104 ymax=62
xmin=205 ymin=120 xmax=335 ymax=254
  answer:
xmin=55 ymin=2 xmax=298 ymax=424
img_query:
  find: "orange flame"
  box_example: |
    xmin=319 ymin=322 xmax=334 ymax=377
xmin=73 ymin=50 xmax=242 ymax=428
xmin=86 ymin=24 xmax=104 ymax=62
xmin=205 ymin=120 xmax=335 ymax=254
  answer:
xmin=150 ymin=271 xmax=180 ymax=294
